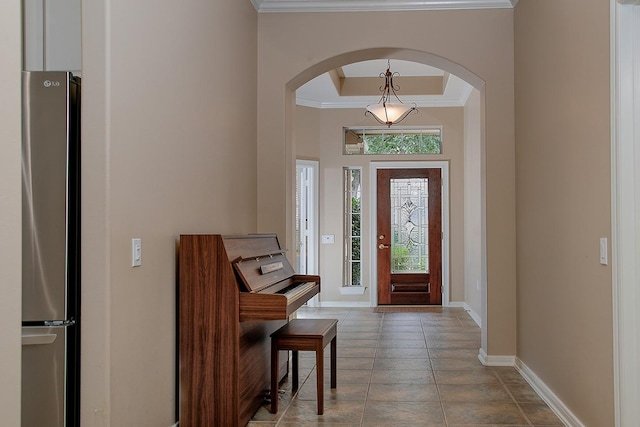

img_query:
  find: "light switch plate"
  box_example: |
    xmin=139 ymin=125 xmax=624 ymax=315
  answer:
xmin=132 ymin=238 xmax=142 ymax=267
xmin=599 ymin=237 xmax=608 ymax=265
xmin=321 ymin=234 xmax=335 ymax=244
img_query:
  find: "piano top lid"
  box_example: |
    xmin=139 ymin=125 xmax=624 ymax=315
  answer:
xmin=222 ymin=233 xmax=282 ymax=262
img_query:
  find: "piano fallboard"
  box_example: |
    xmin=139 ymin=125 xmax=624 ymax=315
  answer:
xmin=239 ymin=277 xmax=319 ymax=321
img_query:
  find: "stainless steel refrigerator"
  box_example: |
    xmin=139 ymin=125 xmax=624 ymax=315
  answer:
xmin=22 ymin=71 xmax=80 ymax=427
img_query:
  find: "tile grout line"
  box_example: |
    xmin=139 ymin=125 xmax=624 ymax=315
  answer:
xmin=421 ymin=315 xmax=451 ymax=427
xmin=358 ymin=311 xmax=385 ymax=426
xmin=493 ymin=368 xmax=535 ymax=427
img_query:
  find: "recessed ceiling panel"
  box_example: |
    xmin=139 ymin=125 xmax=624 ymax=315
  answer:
xmin=296 ymin=60 xmax=474 ymax=109
xmin=342 ymin=60 xmax=444 ymax=78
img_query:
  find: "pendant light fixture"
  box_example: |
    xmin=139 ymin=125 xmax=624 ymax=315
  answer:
xmin=366 ymin=60 xmax=418 ymax=127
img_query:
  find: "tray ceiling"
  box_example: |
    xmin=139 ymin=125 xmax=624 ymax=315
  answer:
xmin=297 ymin=59 xmax=474 ymax=109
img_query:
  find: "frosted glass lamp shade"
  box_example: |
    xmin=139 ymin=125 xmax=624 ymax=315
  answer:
xmin=365 ymin=60 xmax=418 ymax=126
xmin=366 ymin=101 xmax=417 ymax=127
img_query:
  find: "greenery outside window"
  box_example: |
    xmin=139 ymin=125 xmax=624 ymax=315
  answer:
xmin=344 ymin=127 xmax=442 ymax=155
xmin=343 ymin=167 xmax=361 ymax=287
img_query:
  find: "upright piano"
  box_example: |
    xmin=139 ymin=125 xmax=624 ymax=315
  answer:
xmin=178 ymin=234 xmax=320 ymax=427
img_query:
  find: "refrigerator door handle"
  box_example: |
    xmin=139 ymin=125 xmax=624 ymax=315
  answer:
xmin=44 ymin=319 xmax=75 ymax=327
xmin=22 ymin=333 xmax=57 ymax=346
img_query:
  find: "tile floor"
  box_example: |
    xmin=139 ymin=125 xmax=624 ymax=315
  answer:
xmin=248 ymin=306 xmax=564 ymax=427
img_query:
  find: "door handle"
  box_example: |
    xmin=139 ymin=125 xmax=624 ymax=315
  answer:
xmin=378 ymin=244 xmax=390 ymax=249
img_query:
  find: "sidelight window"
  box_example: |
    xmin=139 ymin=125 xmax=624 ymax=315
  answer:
xmin=343 ymin=167 xmax=361 ymax=287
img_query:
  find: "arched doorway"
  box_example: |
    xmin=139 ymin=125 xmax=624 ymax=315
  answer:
xmin=282 ymin=48 xmax=490 ymax=358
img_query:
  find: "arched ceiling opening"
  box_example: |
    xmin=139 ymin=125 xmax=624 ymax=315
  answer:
xmin=286 ymin=48 xmax=485 ymax=109
xmin=297 ymin=59 xmax=475 ymax=109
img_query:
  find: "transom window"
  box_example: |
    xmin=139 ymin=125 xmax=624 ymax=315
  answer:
xmin=344 ymin=127 xmax=442 ymax=155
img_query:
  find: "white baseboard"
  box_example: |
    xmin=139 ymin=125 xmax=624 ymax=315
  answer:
xmin=478 ymin=348 xmax=516 ymax=366
xmin=465 ymin=305 xmax=482 ymax=328
xmin=317 ymin=301 xmax=484 ymax=317
xmin=317 ymin=301 xmax=372 ymax=308
xmin=339 ymin=286 xmax=367 ymax=295
xmin=477 ymin=354 xmax=584 ymax=426
xmin=515 ymin=358 xmax=585 ymax=427
xmin=171 ymin=423 xmax=179 ymax=427
xmin=447 ymin=301 xmax=466 ymax=308
xmin=449 ymin=301 xmax=482 ymax=327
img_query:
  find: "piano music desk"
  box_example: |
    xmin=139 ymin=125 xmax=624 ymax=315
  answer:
xmin=270 ymin=318 xmax=338 ymax=415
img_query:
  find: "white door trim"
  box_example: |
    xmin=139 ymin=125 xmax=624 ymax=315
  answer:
xmin=611 ymin=1 xmax=640 ymax=425
xmin=369 ymin=161 xmax=450 ymax=307
xmin=296 ymin=159 xmax=320 ymax=306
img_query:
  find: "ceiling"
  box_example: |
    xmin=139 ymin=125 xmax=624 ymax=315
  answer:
xmin=296 ymin=59 xmax=475 ymax=109
xmin=251 ymin=0 xmax=517 ymax=109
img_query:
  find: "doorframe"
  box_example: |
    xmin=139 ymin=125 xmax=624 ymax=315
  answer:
xmin=611 ymin=1 xmax=640 ymax=425
xmin=295 ymin=159 xmax=320 ymax=306
xmin=369 ymin=161 xmax=450 ymax=307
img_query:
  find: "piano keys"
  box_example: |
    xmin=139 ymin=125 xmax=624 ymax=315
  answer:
xmin=178 ymin=233 xmax=320 ymax=427
xmin=278 ymin=281 xmax=317 ymax=300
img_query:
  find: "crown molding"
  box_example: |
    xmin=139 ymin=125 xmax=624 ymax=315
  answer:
xmin=252 ymin=0 xmax=518 ymax=13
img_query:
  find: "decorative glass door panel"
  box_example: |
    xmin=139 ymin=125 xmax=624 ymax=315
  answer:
xmin=390 ymin=178 xmax=429 ymax=275
xmin=377 ymin=169 xmax=442 ymax=305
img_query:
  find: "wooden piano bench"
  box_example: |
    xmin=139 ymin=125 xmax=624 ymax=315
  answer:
xmin=270 ymin=318 xmax=338 ymax=415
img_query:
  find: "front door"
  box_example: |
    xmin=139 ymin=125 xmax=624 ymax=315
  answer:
xmin=377 ymin=168 xmax=442 ymax=305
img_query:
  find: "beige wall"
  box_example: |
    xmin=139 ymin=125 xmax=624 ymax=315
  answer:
xmin=463 ymin=89 xmax=483 ymax=318
xmin=296 ymin=105 xmax=466 ymax=305
xmin=514 ymin=1 xmax=613 ymax=425
xmin=258 ymin=9 xmax=516 ymax=355
xmin=81 ymin=0 xmax=257 ymax=425
xmin=0 ymin=0 xmax=23 ymax=424
xmin=295 ymin=104 xmax=322 ymax=159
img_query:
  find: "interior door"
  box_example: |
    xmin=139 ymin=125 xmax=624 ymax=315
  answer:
xmin=296 ymin=164 xmax=310 ymax=274
xmin=295 ymin=160 xmax=319 ymax=306
xmin=377 ymin=168 xmax=442 ymax=305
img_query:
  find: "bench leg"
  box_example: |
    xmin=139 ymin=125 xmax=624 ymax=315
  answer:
xmin=270 ymin=345 xmax=278 ymax=414
xmin=292 ymin=350 xmax=299 ymax=391
xmin=330 ymin=336 xmax=337 ymax=389
xmin=316 ymin=346 xmax=324 ymax=415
